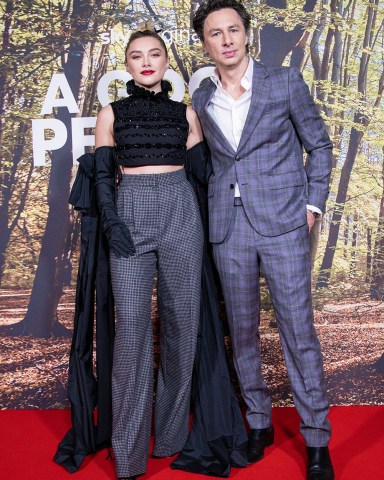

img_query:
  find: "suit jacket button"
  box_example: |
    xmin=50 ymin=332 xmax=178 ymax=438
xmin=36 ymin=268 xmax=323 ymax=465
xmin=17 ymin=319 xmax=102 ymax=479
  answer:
xmin=230 ymin=184 xmax=235 ymax=189
xmin=235 ymin=155 xmax=240 ymax=161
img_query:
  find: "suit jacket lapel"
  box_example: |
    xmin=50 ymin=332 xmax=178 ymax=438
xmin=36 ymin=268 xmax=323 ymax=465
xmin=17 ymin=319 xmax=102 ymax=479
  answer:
xmin=237 ymin=60 xmax=270 ymax=154
xmin=200 ymin=81 xmax=236 ymax=156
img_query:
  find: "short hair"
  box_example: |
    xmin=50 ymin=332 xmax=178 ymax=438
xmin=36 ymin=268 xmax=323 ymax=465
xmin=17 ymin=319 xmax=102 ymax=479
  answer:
xmin=193 ymin=0 xmax=251 ymax=41
xmin=124 ymin=30 xmax=168 ymax=62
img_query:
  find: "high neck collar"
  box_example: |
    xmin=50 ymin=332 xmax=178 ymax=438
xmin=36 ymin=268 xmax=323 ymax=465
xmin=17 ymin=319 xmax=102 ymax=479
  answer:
xmin=126 ymin=79 xmax=172 ymax=98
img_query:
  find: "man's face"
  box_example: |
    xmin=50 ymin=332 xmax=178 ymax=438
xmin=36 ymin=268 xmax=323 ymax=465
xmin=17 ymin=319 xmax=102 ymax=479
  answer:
xmin=202 ymin=8 xmax=248 ymax=69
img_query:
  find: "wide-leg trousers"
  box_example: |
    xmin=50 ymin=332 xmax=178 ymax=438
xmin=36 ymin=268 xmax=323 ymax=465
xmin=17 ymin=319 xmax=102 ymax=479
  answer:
xmin=212 ymin=202 xmax=331 ymax=447
xmin=110 ymin=169 xmax=203 ymax=477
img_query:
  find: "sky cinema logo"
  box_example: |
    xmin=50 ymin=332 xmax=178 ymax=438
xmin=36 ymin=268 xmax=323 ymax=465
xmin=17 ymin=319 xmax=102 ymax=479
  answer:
xmin=99 ymin=28 xmax=200 ymax=46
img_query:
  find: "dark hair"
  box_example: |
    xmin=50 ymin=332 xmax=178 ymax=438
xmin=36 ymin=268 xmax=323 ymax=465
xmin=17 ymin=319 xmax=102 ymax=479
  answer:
xmin=124 ymin=30 xmax=168 ymax=61
xmin=193 ymin=0 xmax=251 ymax=41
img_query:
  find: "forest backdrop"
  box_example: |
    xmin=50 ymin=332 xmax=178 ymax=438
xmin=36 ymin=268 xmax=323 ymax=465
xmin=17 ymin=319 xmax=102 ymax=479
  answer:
xmin=0 ymin=0 xmax=383 ymax=409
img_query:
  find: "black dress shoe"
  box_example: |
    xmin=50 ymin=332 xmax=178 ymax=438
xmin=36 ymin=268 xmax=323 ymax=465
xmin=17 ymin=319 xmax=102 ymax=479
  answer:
xmin=247 ymin=425 xmax=274 ymax=464
xmin=306 ymin=446 xmax=335 ymax=480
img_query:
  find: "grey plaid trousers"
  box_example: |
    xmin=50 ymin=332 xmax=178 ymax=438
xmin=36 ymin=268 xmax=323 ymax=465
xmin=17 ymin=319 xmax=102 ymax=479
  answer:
xmin=212 ymin=204 xmax=331 ymax=447
xmin=110 ymin=169 xmax=203 ymax=478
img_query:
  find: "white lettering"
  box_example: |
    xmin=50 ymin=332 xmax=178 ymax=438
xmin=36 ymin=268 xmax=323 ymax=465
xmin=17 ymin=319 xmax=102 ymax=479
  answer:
xmin=71 ymin=117 xmax=96 ymax=162
xmin=40 ymin=74 xmax=79 ymax=114
xmin=164 ymin=70 xmax=185 ymax=102
xmin=99 ymin=32 xmax=110 ymax=45
xmin=32 ymin=119 xmax=67 ymax=166
xmin=189 ymin=66 xmax=215 ymax=97
xmin=97 ymin=70 xmax=132 ymax=106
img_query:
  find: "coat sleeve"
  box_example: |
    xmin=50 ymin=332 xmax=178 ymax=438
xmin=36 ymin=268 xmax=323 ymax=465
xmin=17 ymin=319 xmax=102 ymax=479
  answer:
xmin=288 ymin=67 xmax=333 ymax=212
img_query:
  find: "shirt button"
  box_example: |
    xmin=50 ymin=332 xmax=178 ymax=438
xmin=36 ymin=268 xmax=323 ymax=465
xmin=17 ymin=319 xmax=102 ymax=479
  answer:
xmin=235 ymin=155 xmax=240 ymax=161
xmin=230 ymin=184 xmax=235 ymax=189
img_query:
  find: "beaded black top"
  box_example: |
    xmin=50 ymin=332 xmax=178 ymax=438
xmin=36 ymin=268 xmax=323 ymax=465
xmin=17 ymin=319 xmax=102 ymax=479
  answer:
xmin=111 ymin=79 xmax=189 ymax=167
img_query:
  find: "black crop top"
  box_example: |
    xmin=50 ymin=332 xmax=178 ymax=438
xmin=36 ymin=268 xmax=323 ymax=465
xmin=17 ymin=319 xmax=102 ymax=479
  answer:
xmin=111 ymin=79 xmax=189 ymax=167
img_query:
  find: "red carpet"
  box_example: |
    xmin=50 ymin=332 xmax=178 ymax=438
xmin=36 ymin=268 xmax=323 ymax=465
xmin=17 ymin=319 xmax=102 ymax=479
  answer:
xmin=1 ymin=406 xmax=383 ymax=479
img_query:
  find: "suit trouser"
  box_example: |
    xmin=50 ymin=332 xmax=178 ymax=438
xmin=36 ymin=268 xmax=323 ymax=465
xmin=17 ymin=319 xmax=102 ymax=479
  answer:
xmin=212 ymin=203 xmax=331 ymax=447
xmin=110 ymin=170 xmax=203 ymax=477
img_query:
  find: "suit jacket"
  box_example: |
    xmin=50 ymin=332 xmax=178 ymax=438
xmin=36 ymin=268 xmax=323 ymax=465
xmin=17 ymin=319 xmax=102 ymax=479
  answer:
xmin=192 ymin=60 xmax=333 ymax=243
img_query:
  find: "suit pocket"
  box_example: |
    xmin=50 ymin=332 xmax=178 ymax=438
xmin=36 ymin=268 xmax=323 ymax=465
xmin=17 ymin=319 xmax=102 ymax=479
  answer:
xmin=269 ymin=170 xmax=304 ymax=189
xmin=116 ymin=189 xmax=135 ymax=230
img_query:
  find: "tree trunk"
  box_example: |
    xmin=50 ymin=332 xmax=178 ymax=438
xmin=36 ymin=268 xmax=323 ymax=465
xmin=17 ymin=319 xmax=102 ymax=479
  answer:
xmin=0 ymin=115 xmax=32 ymax=285
xmin=350 ymin=211 xmax=358 ymax=278
xmin=344 ymin=215 xmax=350 ymax=259
xmin=317 ymin=125 xmax=363 ymax=288
xmin=366 ymin=227 xmax=372 ymax=284
xmin=0 ymin=0 xmax=14 ymax=283
xmin=370 ymin=150 xmax=384 ymax=300
xmin=260 ymin=0 xmax=319 ymax=66
xmin=17 ymin=0 xmax=96 ymax=337
xmin=316 ymin=0 xmax=379 ymax=288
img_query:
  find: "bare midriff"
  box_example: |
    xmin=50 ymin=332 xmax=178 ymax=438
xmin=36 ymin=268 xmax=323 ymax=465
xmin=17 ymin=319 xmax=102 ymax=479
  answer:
xmin=121 ymin=165 xmax=184 ymax=175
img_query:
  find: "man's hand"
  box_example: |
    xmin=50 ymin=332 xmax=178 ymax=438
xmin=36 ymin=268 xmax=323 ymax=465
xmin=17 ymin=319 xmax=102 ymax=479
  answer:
xmin=307 ymin=210 xmax=316 ymax=232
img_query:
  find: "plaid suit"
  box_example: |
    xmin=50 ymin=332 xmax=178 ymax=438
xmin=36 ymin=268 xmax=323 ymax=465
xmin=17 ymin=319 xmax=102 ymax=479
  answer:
xmin=192 ymin=60 xmax=332 ymax=447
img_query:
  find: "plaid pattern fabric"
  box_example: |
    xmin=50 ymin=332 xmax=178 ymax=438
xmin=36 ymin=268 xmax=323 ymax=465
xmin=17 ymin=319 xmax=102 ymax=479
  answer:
xmin=192 ymin=61 xmax=333 ymax=243
xmin=110 ymin=169 xmax=203 ymax=477
xmin=212 ymin=206 xmax=331 ymax=447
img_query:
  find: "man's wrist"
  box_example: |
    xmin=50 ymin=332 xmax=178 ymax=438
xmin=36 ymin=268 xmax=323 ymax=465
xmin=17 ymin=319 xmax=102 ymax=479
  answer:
xmin=307 ymin=209 xmax=321 ymax=219
xmin=307 ymin=205 xmax=322 ymax=219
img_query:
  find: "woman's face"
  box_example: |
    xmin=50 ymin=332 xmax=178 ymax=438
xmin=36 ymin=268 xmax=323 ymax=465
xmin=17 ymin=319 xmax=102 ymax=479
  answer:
xmin=125 ymin=36 xmax=169 ymax=92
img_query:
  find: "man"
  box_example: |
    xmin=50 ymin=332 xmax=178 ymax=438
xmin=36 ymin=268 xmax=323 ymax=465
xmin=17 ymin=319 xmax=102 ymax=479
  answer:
xmin=191 ymin=1 xmax=334 ymax=479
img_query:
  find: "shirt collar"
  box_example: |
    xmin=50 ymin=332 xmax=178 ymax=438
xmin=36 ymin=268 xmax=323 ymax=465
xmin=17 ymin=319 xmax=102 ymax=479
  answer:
xmin=210 ymin=57 xmax=253 ymax=91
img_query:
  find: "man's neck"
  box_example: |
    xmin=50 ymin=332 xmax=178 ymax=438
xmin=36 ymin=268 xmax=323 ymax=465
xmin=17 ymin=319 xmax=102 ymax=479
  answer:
xmin=216 ymin=56 xmax=250 ymax=99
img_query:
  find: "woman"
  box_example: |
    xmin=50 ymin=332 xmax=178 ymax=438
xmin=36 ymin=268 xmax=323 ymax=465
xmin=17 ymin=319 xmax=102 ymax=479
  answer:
xmin=55 ymin=27 xmax=248 ymax=480
xmin=94 ymin=30 xmax=204 ymax=480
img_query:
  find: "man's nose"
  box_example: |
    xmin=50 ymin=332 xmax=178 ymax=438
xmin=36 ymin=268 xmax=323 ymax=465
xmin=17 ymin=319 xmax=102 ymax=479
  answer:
xmin=222 ymin=32 xmax=233 ymax=46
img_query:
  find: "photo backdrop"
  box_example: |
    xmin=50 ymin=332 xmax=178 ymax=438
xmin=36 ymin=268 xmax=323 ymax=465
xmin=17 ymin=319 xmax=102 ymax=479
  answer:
xmin=0 ymin=0 xmax=383 ymax=409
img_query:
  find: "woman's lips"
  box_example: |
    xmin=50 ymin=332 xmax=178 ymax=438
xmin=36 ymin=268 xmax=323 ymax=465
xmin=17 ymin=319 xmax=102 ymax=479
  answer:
xmin=141 ymin=70 xmax=155 ymax=75
xmin=223 ymin=50 xmax=236 ymax=58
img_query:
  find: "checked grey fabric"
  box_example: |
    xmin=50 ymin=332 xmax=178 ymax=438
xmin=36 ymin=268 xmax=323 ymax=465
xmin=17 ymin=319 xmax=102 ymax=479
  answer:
xmin=192 ymin=59 xmax=333 ymax=447
xmin=110 ymin=170 xmax=203 ymax=478
xmin=212 ymin=206 xmax=331 ymax=447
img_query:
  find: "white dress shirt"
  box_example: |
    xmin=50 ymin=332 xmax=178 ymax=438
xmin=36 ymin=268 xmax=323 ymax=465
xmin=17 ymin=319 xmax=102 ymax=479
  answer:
xmin=208 ymin=58 xmax=253 ymax=197
xmin=207 ymin=59 xmax=321 ymax=215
